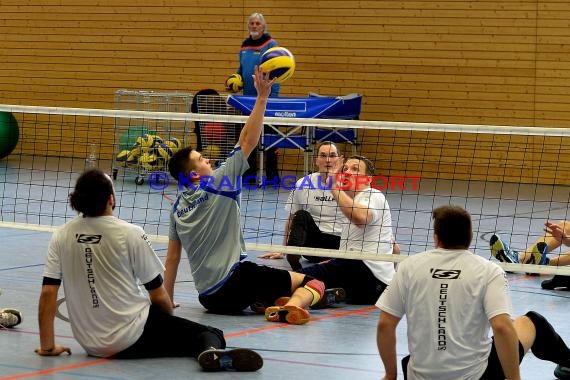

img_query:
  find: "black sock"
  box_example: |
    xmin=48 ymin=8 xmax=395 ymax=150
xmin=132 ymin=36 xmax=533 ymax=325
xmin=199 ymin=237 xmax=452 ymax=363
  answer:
xmin=196 ymin=327 xmax=226 ymax=356
xmin=526 ymin=311 xmax=570 ymax=367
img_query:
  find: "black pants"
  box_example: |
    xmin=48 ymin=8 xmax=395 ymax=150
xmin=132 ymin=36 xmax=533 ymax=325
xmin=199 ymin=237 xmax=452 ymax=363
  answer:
xmin=113 ymin=304 xmax=225 ymax=359
xmin=401 ymin=340 xmax=525 ymax=380
xmin=299 ymin=259 xmax=387 ymax=305
xmin=288 ymin=210 xmax=340 ymax=266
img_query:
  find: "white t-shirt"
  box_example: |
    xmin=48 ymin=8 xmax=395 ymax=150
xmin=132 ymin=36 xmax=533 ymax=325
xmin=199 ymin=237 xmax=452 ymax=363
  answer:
xmin=285 ymin=172 xmax=346 ymax=236
xmin=339 ymin=187 xmax=395 ymax=285
xmin=43 ymin=215 xmax=165 ymax=357
xmin=376 ymin=248 xmax=512 ymax=380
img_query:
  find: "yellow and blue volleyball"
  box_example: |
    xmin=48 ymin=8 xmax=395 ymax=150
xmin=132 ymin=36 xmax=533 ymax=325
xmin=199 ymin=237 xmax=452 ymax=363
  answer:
xmin=116 ymin=149 xmax=130 ymax=162
xmin=126 ymin=151 xmax=140 ymax=167
xmin=156 ymin=142 xmax=174 ymax=161
xmin=129 ymin=145 xmax=143 ymax=157
xmin=165 ymin=137 xmax=181 ymax=152
xmin=152 ymin=134 xmax=163 ymax=146
xmin=225 ymin=73 xmax=243 ymax=93
xmin=259 ymin=47 xmax=295 ymax=83
xmin=135 ymin=134 xmax=156 ymax=148
xmin=139 ymin=152 xmax=160 ymax=170
xmin=115 ymin=149 xmax=130 ymax=166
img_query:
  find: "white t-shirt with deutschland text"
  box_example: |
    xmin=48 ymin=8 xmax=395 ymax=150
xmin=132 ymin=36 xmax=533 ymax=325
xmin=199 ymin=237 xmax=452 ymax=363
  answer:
xmin=43 ymin=215 xmax=164 ymax=357
xmin=377 ymin=248 xmax=512 ymax=380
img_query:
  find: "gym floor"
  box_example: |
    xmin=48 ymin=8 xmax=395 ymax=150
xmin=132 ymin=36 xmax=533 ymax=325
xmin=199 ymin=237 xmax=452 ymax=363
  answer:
xmin=1 ymin=167 xmax=569 ymax=379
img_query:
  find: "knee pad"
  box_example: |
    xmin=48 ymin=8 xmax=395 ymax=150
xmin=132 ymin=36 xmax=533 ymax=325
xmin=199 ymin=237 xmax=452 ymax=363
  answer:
xmin=302 ymin=277 xmax=325 ymax=307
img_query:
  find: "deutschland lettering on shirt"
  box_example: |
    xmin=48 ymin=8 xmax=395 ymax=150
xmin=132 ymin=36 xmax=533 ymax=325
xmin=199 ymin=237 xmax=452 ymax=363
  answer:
xmin=85 ymin=247 xmax=100 ymax=308
xmin=177 ymin=193 xmax=209 ymax=218
xmin=437 ymin=283 xmax=448 ymax=350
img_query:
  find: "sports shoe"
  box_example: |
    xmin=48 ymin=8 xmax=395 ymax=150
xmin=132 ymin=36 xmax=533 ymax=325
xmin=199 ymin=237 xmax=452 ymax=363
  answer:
xmin=265 ymin=305 xmax=310 ymax=325
xmin=273 ymin=296 xmax=290 ymax=307
xmin=198 ymin=348 xmax=263 ymax=372
xmin=554 ymin=364 xmax=570 ymax=380
xmin=541 ymin=275 xmax=570 ymax=291
xmin=249 ymin=301 xmax=267 ymax=314
xmin=490 ymin=234 xmax=519 ymax=263
xmin=526 ymin=242 xmax=550 ymax=265
xmin=311 ymin=288 xmax=346 ymax=309
xmin=0 ymin=308 xmax=22 ymax=328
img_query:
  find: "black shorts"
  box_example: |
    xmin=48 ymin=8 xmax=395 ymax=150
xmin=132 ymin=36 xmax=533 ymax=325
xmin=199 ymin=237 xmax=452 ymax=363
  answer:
xmin=198 ymin=261 xmax=293 ymax=314
xmin=480 ymin=338 xmax=525 ymax=379
xmin=401 ymin=339 xmax=525 ymax=380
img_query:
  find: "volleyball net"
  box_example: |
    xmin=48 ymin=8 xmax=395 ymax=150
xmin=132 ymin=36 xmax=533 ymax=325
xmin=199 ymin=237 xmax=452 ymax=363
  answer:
xmin=1 ymin=102 xmax=570 ymax=276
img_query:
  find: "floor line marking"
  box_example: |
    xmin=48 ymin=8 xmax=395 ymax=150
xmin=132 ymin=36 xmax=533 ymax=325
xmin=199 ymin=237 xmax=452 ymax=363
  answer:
xmin=2 ymin=305 xmax=376 ymax=378
xmin=0 ymin=359 xmax=111 ymax=380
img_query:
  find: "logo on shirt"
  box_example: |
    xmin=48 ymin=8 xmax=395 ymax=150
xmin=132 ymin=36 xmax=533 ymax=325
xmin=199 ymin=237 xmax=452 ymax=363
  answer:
xmin=76 ymin=234 xmax=102 ymax=244
xmin=430 ymin=269 xmax=461 ymax=279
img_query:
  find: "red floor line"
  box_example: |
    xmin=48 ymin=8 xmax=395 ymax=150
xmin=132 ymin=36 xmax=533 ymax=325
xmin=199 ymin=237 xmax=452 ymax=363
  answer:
xmin=509 ymin=275 xmax=541 ymax=282
xmin=0 ymin=359 xmax=111 ymax=380
xmin=225 ymin=306 xmax=376 ymax=338
xmin=3 ymin=305 xmax=376 ymax=378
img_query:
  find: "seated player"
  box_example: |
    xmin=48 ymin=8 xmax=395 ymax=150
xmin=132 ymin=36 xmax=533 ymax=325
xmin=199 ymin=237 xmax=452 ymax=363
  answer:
xmin=260 ymin=141 xmax=346 ymax=270
xmin=377 ymin=205 xmax=570 ymax=380
xmin=0 ymin=288 xmax=22 ymax=329
xmin=36 ymin=169 xmax=263 ymax=372
xmin=164 ymin=68 xmax=327 ymax=325
xmin=295 ymin=155 xmax=398 ymax=305
xmin=490 ymin=220 xmax=570 ymax=290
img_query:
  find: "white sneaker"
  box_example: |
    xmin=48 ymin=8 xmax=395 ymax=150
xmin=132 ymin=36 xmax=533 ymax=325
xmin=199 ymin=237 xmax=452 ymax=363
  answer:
xmin=0 ymin=308 xmax=23 ymax=328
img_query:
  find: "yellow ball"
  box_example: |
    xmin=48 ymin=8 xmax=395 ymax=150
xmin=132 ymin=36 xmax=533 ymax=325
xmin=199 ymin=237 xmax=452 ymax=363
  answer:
xmin=259 ymin=47 xmax=295 ymax=83
xmin=126 ymin=151 xmax=139 ymax=167
xmin=139 ymin=153 xmax=160 ymax=170
xmin=156 ymin=143 xmax=174 ymax=161
xmin=202 ymin=144 xmax=220 ymax=158
xmin=135 ymin=134 xmax=162 ymax=148
xmin=116 ymin=149 xmax=130 ymax=162
xmin=225 ymin=73 xmax=243 ymax=93
xmin=165 ymin=139 xmax=180 ymax=154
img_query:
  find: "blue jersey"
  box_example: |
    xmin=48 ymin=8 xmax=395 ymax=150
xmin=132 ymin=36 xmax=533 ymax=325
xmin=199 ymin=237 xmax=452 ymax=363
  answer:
xmin=237 ymin=34 xmax=280 ymax=97
xmin=169 ymin=146 xmax=249 ymax=295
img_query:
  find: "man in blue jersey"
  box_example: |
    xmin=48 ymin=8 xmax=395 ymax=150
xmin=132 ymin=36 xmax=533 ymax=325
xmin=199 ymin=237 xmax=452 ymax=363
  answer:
xmin=227 ymin=12 xmax=280 ymax=182
xmin=165 ymin=67 xmax=325 ymax=325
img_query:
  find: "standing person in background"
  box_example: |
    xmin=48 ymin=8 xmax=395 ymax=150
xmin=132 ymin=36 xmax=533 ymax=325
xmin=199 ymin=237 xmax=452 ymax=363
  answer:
xmin=227 ymin=12 xmax=280 ymax=183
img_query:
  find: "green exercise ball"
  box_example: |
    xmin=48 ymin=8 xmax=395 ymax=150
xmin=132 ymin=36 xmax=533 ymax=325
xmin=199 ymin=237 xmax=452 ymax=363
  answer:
xmin=0 ymin=112 xmax=19 ymax=159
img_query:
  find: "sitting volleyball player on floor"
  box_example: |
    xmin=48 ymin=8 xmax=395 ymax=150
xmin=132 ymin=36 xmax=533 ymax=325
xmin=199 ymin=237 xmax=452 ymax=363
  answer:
xmin=259 ymin=141 xmax=347 ymax=270
xmin=377 ymin=205 xmax=570 ymax=380
xmin=164 ymin=67 xmax=328 ymax=325
xmin=490 ymin=220 xmax=570 ymax=290
xmin=36 ymin=169 xmax=262 ymax=372
xmin=296 ymin=155 xmax=398 ymax=305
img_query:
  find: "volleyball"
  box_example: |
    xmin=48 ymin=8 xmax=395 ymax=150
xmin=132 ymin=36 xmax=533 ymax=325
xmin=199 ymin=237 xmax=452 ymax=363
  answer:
xmin=156 ymin=142 xmax=174 ymax=161
xmin=126 ymin=151 xmax=139 ymax=167
xmin=139 ymin=153 xmax=160 ymax=170
xmin=167 ymin=137 xmax=181 ymax=150
xmin=259 ymin=47 xmax=295 ymax=83
xmin=135 ymin=134 xmax=156 ymax=148
xmin=115 ymin=150 xmax=130 ymax=166
xmin=225 ymin=73 xmax=243 ymax=93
